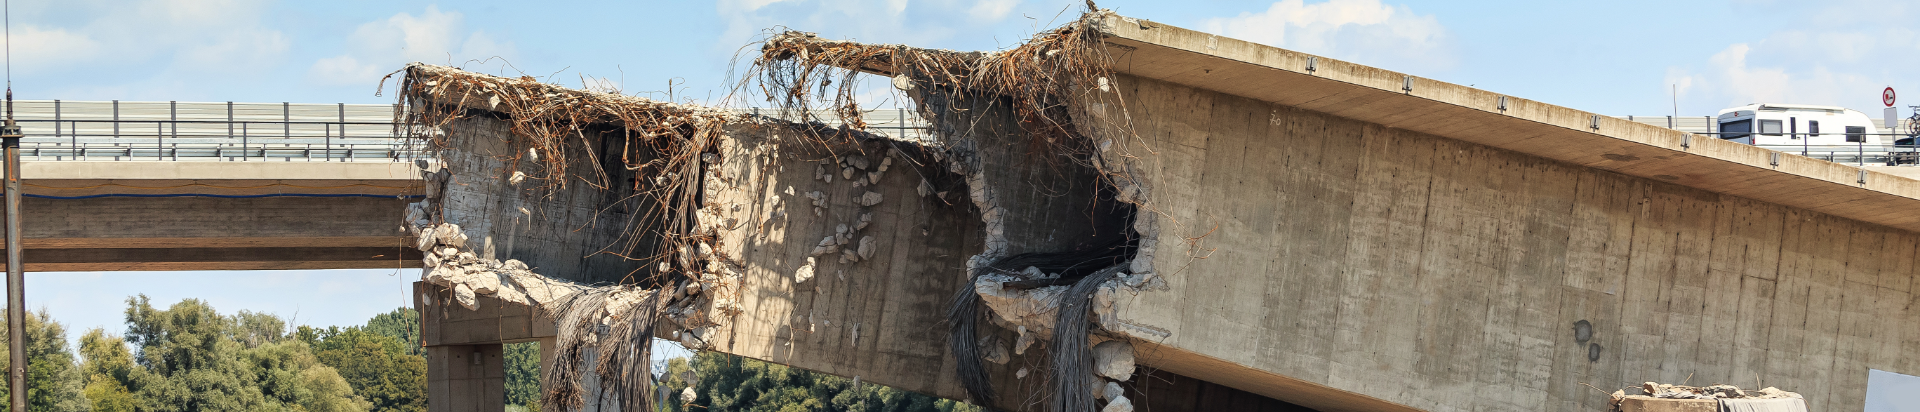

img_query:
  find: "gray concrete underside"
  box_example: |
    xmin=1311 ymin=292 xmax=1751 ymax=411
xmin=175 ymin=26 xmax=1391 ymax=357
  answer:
xmin=5 ymin=161 xmax=422 ymax=271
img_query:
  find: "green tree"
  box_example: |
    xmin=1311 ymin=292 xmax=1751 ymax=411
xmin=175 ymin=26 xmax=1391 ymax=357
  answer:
xmin=312 ymin=327 xmax=426 ymax=412
xmin=363 ymin=308 xmax=421 ymax=357
xmin=229 ymin=310 xmax=286 ymax=349
xmin=0 ymin=309 xmax=90 ymax=412
xmin=80 ymin=328 xmax=138 ymax=412
xmin=661 ymin=351 xmax=981 ymax=412
xmin=120 ymin=295 xmax=368 ymax=412
xmin=504 ymin=342 xmax=540 ymax=411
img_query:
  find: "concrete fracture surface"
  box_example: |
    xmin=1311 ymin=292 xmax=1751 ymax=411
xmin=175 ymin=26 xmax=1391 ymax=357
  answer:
xmin=408 ymin=11 xmax=1920 ymax=412
xmin=5 ymin=161 xmax=422 ymax=271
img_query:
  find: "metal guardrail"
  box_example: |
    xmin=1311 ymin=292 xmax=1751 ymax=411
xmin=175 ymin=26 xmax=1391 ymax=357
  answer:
xmin=1698 ymin=132 xmax=1920 ymax=166
xmin=1623 ymin=114 xmax=1920 ymax=166
xmin=747 ymin=107 xmax=933 ymax=142
xmin=7 ymin=101 xmax=936 ymax=162
xmin=12 ymin=100 xmax=418 ymax=162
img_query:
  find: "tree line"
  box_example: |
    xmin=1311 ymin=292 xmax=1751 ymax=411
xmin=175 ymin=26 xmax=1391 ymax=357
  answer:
xmin=657 ymin=351 xmax=981 ymax=412
xmin=6 ymin=295 xmax=977 ymax=412
xmin=4 ymin=296 xmax=428 ymax=411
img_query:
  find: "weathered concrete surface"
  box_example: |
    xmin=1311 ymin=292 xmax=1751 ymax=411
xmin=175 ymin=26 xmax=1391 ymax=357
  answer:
xmin=417 ymin=13 xmax=1920 ymax=412
xmin=427 ymin=343 xmax=506 ymax=412
xmin=414 ymin=105 xmax=1049 ymax=409
xmin=1615 ymin=397 xmax=1719 ymax=412
xmin=1093 ymin=14 xmax=1920 ymax=235
xmin=428 ymin=117 xmax=644 ymax=285
xmin=692 ymin=121 xmax=1027 ymax=403
xmin=2 ymin=161 xmax=422 ymax=270
xmin=1082 ymin=18 xmax=1920 ymax=411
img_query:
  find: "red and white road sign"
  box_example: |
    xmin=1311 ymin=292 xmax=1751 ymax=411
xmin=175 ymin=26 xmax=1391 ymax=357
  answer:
xmin=1885 ymin=87 xmax=1897 ymax=107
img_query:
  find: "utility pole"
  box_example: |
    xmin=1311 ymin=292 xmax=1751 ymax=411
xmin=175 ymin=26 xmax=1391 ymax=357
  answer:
xmin=2 ymin=86 xmax=22 ymax=412
xmin=2 ymin=0 xmax=24 ymax=406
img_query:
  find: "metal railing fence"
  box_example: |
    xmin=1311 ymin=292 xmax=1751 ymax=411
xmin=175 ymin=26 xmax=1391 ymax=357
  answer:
xmin=7 ymin=101 xmax=938 ymax=162
xmin=11 ymin=100 xmax=418 ymax=162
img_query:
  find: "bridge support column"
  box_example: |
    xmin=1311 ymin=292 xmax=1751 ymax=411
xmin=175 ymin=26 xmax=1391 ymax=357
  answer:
xmin=427 ymin=343 xmax=505 ymax=412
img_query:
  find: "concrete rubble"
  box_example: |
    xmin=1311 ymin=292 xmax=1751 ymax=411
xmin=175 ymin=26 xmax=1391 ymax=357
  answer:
xmin=1610 ymin=383 xmax=1806 ymax=412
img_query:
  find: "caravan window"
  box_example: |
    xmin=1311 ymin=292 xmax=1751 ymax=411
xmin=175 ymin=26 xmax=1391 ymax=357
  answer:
xmin=1809 ymin=121 xmax=1820 ymax=137
xmin=1720 ymin=120 xmax=1751 ymax=140
xmin=1848 ymin=126 xmax=1867 ymax=143
xmin=1760 ymin=119 xmax=1784 ymax=136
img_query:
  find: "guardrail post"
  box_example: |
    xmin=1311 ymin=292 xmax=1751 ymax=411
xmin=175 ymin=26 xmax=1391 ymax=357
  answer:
xmin=168 ymin=101 xmax=177 ymax=161
xmin=336 ymin=103 xmax=344 ymax=162
xmin=227 ymin=101 xmax=234 ymax=161
xmin=54 ymin=100 xmax=64 ymax=160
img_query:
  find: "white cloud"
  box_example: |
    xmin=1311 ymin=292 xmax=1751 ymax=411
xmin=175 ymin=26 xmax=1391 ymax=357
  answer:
xmin=1665 ymin=1 xmax=1920 ymax=115
xmin=968 ymin=0 xmax=1022 ymax=21
xmin=308 ymin=56 xmax=383 ymax=87
xmin=9 ymin=26 xmax=102 ymax=70
xmin=714 ymin=0 xmax=1035 ymax=58
xmin=3 ymin=0 xmax=290 ymax=74
xmin=306 ymin=6 xmax=516 ymax=86
xmin=1200 ymin=0 xmax=1454 ymax=73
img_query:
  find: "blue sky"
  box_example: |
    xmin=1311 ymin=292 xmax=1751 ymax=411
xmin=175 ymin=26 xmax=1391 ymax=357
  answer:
xmin=9 ymin=0 xmax=1920 ymax=408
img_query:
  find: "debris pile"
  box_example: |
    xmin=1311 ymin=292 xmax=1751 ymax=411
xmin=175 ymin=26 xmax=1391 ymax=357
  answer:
xmin=1611 ymin=383 xmax=1806 ymax=412
xmin=393 ymin=63 xmax=744 ymax=288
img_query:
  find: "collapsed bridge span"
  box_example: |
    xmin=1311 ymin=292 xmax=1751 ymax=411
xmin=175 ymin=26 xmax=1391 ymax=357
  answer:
xmin=410 ymin=9 xmax=1920 ymax=412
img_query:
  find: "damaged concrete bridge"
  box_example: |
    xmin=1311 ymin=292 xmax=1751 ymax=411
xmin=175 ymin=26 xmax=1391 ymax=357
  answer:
xmin=409 ymin=10 xmax=1920 ymax=412
xmin=3 ymin=101 xmax=425 ymax=271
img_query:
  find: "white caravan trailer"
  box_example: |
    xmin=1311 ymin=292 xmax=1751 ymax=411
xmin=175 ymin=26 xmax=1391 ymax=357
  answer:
xmin=1715 ymin=103 xmax=1883 ymax=147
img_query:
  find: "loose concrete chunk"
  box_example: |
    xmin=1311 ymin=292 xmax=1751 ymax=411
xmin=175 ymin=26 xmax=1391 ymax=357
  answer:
xmin=879 ymin=157 xmax=892 ymax=172
xmin=437 ymin=224 xmax=468 ymax=248
xmin=810 ymin=236 xmax=839 ymax=257
xmin=1101 ymin=395 xmax=1132 ymax=412
xmin=415 ymin=227 xmax=438 ymax=251
xmin=860 ymin=191 xmax=884 ymax=206
xmin=1093 ymin=340 xmax=1136 ymax=381
xmin=1014 ymin=325 xmax=1035 ymax=355
xmin=855 ymin=213 xmax=872 ymax=230
xmin=842 ymin=167 xmax=855 ymax=179
xmin=795 ymin=257 xmax=817 ymax=283
xmin=453 ymin=283 xmax=478 ymax=310
xmin=868 ymin=171 xmax=882 ymax=185
xmin=857 ymin=236 xmax=876 ymax=260
xmin=679 ymin=330 xmax=704 ymax=350
xmin=848 ymin=155 xmax=870 ymax=170
xmin=840 ymin=248 xmax=859 ymax=264
xmin=980 ymin=335 xmax=1010 ymax=364
xmin=1102 ymin=382 xmax=1124 ymax=401
xmin=405 ymin=202 xmax=426 ymax=224
xmin=1016 ymin=367 xmax=1029 ymax=379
